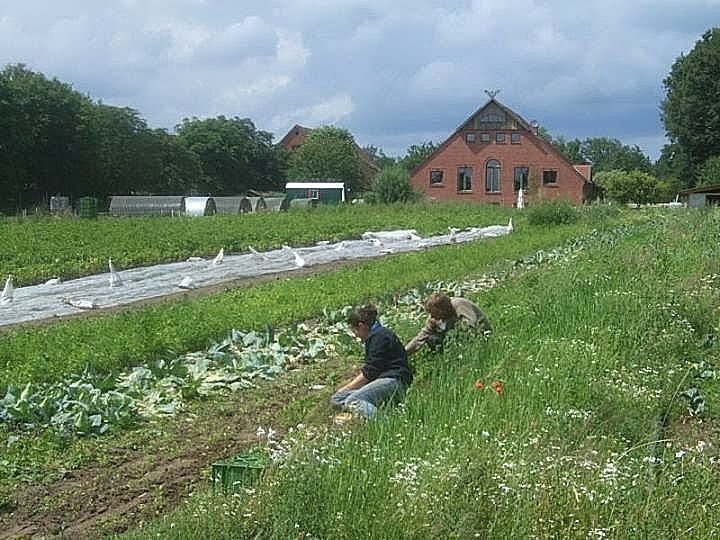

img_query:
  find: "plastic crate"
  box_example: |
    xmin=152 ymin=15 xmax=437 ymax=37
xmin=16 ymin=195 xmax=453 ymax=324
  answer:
xmin=212 ymin=449 xmax=269 ymax=493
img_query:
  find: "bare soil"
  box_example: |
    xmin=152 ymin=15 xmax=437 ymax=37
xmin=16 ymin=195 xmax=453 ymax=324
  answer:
xmin=0 ymin=264 xmax=360 ymax=539
xmin=0 ymin=356 xmax=352 ymax=539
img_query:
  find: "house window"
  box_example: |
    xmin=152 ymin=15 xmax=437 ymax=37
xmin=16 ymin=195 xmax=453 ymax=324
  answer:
xmin=457 ymin=166 xmax=472 ymax=192
xmin=430 ymin=170 xmax=444 ymax=185
xmin=465 ymin=132 xmax=476 ymax=143
xmin=480 ymin=132 xmax=490 ymax=143
xmin=496 ymin=132 xmax=506 ymax=144
xmin=543 ymin=170 xmax=558 ymax=184
xmin=514 ymin=167 xmax=529 ymax=191
xmin=485 ymin=160 xmax=501 ymax=192
xmin=511 ymin=132 xmax=521 ymax=144
xmin=308 ymin=189 xmax=320 ymax=198
xmin=480 ymin=112 xmax=505 ymax=123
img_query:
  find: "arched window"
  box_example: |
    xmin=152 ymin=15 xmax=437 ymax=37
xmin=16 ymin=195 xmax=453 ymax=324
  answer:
xmin=485 ymin=160 xmax=501 ymax=192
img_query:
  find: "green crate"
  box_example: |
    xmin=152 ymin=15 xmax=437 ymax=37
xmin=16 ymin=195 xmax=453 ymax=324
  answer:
xmin=212 ymin=448 xmax=269 ymax=493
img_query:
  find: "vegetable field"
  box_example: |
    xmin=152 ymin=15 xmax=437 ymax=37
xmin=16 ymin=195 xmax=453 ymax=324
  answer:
xmin=1 ymin=204 xmax=718 ymax=538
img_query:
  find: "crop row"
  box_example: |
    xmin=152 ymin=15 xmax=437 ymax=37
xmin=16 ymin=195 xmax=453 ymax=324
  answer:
xmin=0 ymin=218 xmax=606 ymax=389
xmin=0 ymin=202 xmax=514 ymax=286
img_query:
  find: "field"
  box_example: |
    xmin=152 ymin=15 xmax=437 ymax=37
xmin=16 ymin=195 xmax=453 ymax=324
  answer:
xmin=1 ymin=203 xmax=718 ymax=538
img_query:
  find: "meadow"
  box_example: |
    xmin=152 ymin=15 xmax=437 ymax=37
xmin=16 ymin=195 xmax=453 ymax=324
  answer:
xmin=1 ymin=203 xmax=718 ymax=538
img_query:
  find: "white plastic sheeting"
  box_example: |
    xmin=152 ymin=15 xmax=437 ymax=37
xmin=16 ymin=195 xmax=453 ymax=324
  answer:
xmin=0 ymin=220 xmax=513 ymax=328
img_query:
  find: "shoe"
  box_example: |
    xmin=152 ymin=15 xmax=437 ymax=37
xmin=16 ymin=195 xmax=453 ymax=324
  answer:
xmin=333 ymin=412 xmax=356 ymax=425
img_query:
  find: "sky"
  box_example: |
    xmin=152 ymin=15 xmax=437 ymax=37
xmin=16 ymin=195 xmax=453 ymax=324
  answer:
xmin=0 ymin=1 xmax=716 ymax=162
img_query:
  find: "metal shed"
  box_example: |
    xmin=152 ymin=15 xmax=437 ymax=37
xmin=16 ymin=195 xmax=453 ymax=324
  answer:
xmin=263 ymin=196 xmax=290 ymax=212
xmin=213 ymin=196 xmax=253 ymax=214
xmin=185 ymin=197 xmax=217 ymax=216
xmin=285 ymin=181 xmax=346 ymax=204
xmin=246 ymin=197 xmax=267 ymax=212
xmin=109 ymin=196 xmax=185 ymax=217
xmin=679 ymin=183 xmax=720 ymax=208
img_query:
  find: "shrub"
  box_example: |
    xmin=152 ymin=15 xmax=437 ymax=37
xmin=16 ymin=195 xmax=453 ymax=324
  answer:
xmin=367 ymin=165 xmax=420 ymax=204
xmin=526 ymin=199 xmax=580 ymax=225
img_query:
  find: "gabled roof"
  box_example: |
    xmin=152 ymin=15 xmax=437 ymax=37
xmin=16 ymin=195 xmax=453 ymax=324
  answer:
xmin=679 ymin=183 xmax=720 ymax=195
xmin=278 ymin=124 xmax=312 ymax=149
xmin=411 ymin=97 xmax=592 ymax=185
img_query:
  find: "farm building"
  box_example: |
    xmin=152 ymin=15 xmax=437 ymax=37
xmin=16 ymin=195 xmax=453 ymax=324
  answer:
xmin=109 ymin=196 xmax=185 ymax=217
xmin=278 ymin=124 xmax=381 ymax=189
xmin=679 ymin=183 xmax=720 ymax=208
xmin=213 ymin=196 xmax=253 ymax=214
xmin=184 ymin=197 xmax=217 ymax=216
xmin=285 ymin=182 xmax=346 ymax=204
xmin=263 ymin=196 xmax=291 ymax=211
xmin=409 ymin=96 xmax=597 ymax=207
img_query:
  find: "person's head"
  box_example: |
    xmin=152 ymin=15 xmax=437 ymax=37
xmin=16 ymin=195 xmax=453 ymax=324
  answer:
xmin=425 ymin=292 xmax=455 ymax=321
xmin=347 ymin=304 xmax=378 ymax=341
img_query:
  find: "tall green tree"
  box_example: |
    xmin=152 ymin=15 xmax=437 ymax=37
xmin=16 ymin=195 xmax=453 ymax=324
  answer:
xmin=399 ymin=141 xmax=437 ymax=172
xmin=696 ymin=155 xmax=720 ymax=186
xmin=286 ymin=126 xmax=364 ymax=193
xmin=362 ymin=145 xmax=397 ymax=169
xmin=176 ymin=116 xmax=285 ymax=195
xmin=0 ymin=64 xmax=94 ymax=209
xmin=579 ymin=137 xmax=651 ymax=174
xmin=661 ymin=27 xmax=720 ymax=182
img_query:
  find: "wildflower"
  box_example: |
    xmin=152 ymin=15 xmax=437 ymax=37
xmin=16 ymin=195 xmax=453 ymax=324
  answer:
xmin=474 ymin=379 xmax=485 ymax=390
xmin=493 ymin=380 xmax=503 ymax=395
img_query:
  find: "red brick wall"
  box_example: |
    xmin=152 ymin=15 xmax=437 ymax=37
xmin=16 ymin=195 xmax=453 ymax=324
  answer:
xmin=410 ymin=130 xmax=588 ymax=207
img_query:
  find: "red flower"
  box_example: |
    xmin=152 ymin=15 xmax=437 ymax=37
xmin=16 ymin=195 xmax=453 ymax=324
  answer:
xmin=493 ymin=380 xmax=503 ymax=395
xmin=474 ymin=379 xmax=484 ymax=390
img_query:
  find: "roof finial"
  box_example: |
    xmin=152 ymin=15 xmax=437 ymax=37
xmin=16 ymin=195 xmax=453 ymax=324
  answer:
xmin=485 ymin=89 xmax=500 ymax=99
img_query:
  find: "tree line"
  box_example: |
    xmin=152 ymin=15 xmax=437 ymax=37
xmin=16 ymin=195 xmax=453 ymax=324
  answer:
xmin=1 ymin=28 xmax=718 ymax=211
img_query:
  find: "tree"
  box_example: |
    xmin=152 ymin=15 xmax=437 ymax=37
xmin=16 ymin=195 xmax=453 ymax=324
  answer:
xmin=661 ymin=28 xmax=720 ymax=180
xmin=176 ymin=116 xmax=285 ymax=195
xmin=366 ymin=165 xmax=419 ymax=204
xmin=362 ymin=145 xmax=397 ymax=169
xmin=654 ymin=142 xmax=693 ymax=187
xmin=696 ymin=155 xmax=720 ymax=186
xmin=579 ymin=137 xmax=652 ymax=174
xmin=286 ymin=126 xmax=365 ymax=193
xmin=594 ymin=169 xmax=658 ymax=206
xmin=399 ymin=141 xmax=437 ymax=172
xmin=0 ymin=64 xmax=95 ymax=209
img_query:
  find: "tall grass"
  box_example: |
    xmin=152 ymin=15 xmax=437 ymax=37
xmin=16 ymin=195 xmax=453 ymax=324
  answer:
xmin=121 ymin=209 xmax=720 ymax=538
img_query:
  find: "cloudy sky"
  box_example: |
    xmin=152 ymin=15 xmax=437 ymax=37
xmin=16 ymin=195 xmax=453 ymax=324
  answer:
xmin=0 ymin=1 xmax=715 ymax=161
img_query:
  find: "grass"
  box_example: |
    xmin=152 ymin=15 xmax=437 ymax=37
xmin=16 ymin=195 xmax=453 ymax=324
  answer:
xmin=116 ymin=209 xmax=720 ymax=539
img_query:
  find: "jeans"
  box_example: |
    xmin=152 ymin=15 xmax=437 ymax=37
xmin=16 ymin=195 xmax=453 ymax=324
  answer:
xmin=330 ymin=377 xmax=407 ymax=419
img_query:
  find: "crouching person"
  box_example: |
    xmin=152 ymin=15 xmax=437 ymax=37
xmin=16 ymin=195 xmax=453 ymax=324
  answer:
xmin=405 ymin=292 xmax=491 ymax=355
xmin=331 ymin=304 xmax=413 ymax=421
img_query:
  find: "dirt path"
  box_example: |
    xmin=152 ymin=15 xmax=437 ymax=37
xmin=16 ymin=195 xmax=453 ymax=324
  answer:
xmin=0 ymin=355 xmax=351 ymax=539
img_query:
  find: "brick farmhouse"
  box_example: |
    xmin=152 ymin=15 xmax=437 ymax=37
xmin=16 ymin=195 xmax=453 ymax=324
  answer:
xmin=410 ymin=98 xmax=596 ymax=207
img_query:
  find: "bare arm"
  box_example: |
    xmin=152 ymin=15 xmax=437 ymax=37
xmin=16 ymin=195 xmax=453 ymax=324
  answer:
xmin=335 ymin=371 xmax=370 ymax=394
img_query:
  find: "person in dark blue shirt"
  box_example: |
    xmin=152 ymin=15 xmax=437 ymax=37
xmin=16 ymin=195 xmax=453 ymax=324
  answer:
xmin=330 ymin=304 xmax=412 ymax=421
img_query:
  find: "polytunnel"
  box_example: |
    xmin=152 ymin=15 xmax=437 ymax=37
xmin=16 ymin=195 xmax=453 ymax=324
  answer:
xmin=263 ymin=197 xmax=290 ymax=212
xmin=289 ymin=198 xmax=319 ymax=209
xmin=109 ymin=196 xmax=185 ymax=217
xmin=213 ymin=196 xmax=253 ymax=215
xmin=246 ymin=197 xmax=267 ymax=212
xmin=184 ymin=197 xmax=217 ymax=217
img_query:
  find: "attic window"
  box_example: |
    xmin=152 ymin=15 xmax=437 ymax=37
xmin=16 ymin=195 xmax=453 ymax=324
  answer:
xmin=511 ymin=132 xmax=521 ymax=143
xmin=466 ymin=133 xmax=476 ymax=143
xmin=495 ymin=132 xmax=506 ymax=144
xmin=479 ymin=112 xmax=505 ymax=123
xmin=480 ymin=132 xmax=490 ymax=142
